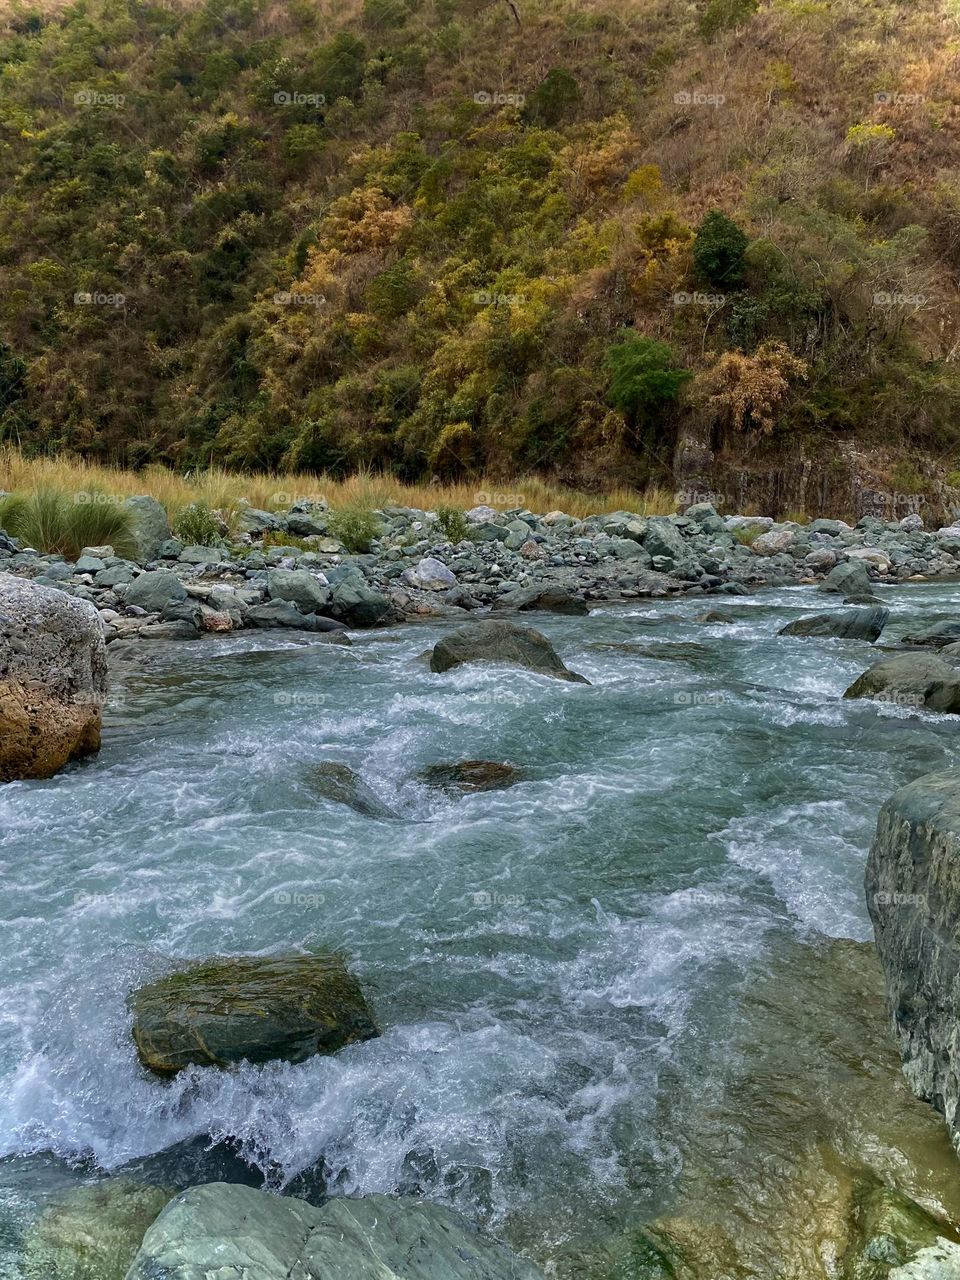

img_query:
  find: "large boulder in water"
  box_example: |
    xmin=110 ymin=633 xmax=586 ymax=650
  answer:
xmin=843 ymin=653 xmax=960 ymax=713
xmin=900 ymin=619 xmax=960 ymax=649
xmin=491 ymin=585 xmax=588 ymax=615
xmin=124 ymin=1184 xmax=545 ymax=1280
xmin=778 ymin=607 xmax=888 ymax=641
xmin=430 ymin=619 xmax=589 ymax=683
xmin=129 ymin=954 xmax=379 ymax=1076
xmin=866 ymin=770 xmax=960 ymax=1154
xmin=817 ymin=559 xmax=873 ymax=596
xmin=0 ymin=572 xmax=107 ymax=781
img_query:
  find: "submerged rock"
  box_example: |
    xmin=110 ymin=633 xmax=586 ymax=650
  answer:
xmin=308 ymin=762 xmax=400 ymax=819
xmin=843 ymin=653 xmax=960 ymax=713
xmin=778 ymin=606 xmax=889 ymax=641
xmin=22 ymin=1179 xmax=173 ymax=1280
xmin=124 ymin=1184 xmax=544 ymax=1280
xmin=900 ymin=619 xmax=960 ymax=649
xmin=417 ymin=760 xmax=525 ymax=794
xmin=866 ymin=770 xmax=960 ymax=1155
xmin=0 ymin=572 xmax=107 ymax=781
xmin=430 ymin=620 xmax=590 ymax=683
xmin=129 ymin=953 xmax=379 ymax=1076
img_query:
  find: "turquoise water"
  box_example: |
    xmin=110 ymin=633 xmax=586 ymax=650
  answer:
xmin=2 ymin=583 xmax=960 ymax=1266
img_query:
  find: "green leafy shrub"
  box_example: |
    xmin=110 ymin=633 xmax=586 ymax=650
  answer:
xmin=173 ymin=501 xmax=224 ymax=546
xmin=605 ymin=334 xmax=693 ymax=423
xmin=0 ymin=488 xmax=138 ymax=559
xmin=327 ymin=504 xmax=382 ymax=552
xmin=693 ymin=210 xmax=750 ymax=287
xmin=523 ymin=69 xmax=581 ymax=126
xmin=436 ymin=505 xmax=470 ymax=542
xmin=699 ymin=0 xmax=758 ymax=39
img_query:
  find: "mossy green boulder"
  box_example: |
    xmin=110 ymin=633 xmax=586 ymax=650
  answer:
xmin=129 ymin=954 xmax=379 ymax=1076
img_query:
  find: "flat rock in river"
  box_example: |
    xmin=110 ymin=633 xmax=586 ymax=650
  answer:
xmin=129 ymin=953 xmax=379 ymax=1076
xmin=430 ymin=619 xmax=589 ymax=683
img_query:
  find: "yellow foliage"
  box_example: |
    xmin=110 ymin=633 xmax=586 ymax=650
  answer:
xmin=696 ymin=341 xmax=809 ymax=435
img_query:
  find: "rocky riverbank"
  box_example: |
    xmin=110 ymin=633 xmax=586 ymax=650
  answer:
xmin=3 ymin=497 xmax=960 ymax=642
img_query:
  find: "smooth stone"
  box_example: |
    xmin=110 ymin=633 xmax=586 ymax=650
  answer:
xmin=266 ymin=568 xmax=330 ymax=613
xmin=430 ymin=619 xmax=590 ymax=683
xmin=417 ymin=760 xmax=525 ymax=794
xmin=778 ymin=607 xmax=888 ymax=642
xmin=818 ymin=560 xmax=873 ymax=596
xmin=844 ymin=653 xmax=960 ymax=713
xmin=123 ymin=571 xmax=187 ymax=612
xmin=491 ymin=586 xmax=589 ymax=615
xmin=404 ymin=557 xmax=457 ymax=591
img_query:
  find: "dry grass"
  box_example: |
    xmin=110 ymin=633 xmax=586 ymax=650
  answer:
xmin=0 ymin=449 xmax=678 ymax=524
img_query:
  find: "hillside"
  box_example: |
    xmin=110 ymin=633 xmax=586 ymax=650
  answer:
xmin=2 ymin=0 xmax=960 ymax=514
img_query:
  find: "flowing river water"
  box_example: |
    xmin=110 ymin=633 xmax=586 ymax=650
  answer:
xmin=2 ymin=583 xmax=960 ymax=1276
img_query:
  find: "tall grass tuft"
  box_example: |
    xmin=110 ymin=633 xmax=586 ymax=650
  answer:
xmin=0 ymin=488 xmax=138 ymax=560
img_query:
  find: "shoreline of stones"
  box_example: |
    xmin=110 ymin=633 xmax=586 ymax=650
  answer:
xmin=3 ymin=496 xmax=960 ymax=643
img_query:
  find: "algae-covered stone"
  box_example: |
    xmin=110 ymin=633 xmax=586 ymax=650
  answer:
xmin=129 ymin=953 xmax=379 ymax=1076
xmin=430 ymin=619 xmax=590 ymax=683
xmin=22 ymin=1180 xmax=173 ymax=1280
xmin=417 ymin=761 xmax=525 ymax=794
xmin=309 ymin=762 xmax=400 ymax=819
xmin=123 ymin=1184 xmax=545 ymax=1280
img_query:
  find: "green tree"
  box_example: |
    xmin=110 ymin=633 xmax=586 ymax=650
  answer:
xmin=693 ymin=210 xmax=750 ymax=287
xmin=523 ymin=69 xmax=580 ymax=126
xmin=605 ymin=333 xmax=692 ymax=427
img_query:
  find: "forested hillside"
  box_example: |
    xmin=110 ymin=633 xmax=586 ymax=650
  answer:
xmin=2 ymin=0 xmax=960 ymax=497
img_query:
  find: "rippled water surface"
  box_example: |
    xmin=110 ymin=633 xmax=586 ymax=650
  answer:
xmin=3 ymin=583 xmax=960 ymax=1269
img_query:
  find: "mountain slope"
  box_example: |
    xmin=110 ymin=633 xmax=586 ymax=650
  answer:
xmin=1 ymin=0 xmax=959 ymax=502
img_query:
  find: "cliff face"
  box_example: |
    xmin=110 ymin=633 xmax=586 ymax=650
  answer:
xmin=866 ymin=771 xmax=960 ymax=1146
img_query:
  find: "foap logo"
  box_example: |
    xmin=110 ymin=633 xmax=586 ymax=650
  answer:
xmin=874 ymin=690 xmax=925 ymax=708
xmin=676 ymin=488 xmax=727 ymax=508
xmin=473 ymin=290 xmax=526 ymax=307
xmin=673 ymin=290 xmax=725 ymax=307
xmin=873 ymin=891 xmax=928 ymax=909
xmin=274 ymin=91 xmax=326 ymax=107
xmin=874 ymin=291 xmax=928 ymax=307
xmin=274 ymin=889 xmax=326 ymax=908
xmin=673 ymin=690 xmax=726 ymax=706
xmin=273 ymin=691 xmax=326 ymax=708
xmin=267 ymin=490 xmax=326 ymax=509
xmin=73 ymin=490 xmax=126 ymax=506
xmin=474 ymin=91 xmax=525 ymax=107
xmin=74 ymin=89 xmax=125 ymax=108
xmin=74 ymin=291 xmax=125 ymax=307
xmin=674 ymin=89 xmax=726 ymax=108
xmin=874 ymin=91 xmax=925 ymax=106
xmin=476 ymin=489 xmax=524 ymax=508
xmin=471 ymin=889 xmax=526 ymax=907
xmin=866 ymin=490 xmax=923 ymax=513
xmin=274 ymin=291 xmax=325 ymax=308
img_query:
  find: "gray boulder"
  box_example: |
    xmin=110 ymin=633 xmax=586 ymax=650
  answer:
xmin=641 ymin=517 xmax=694 ymax=573
xmin=844 ymin=653 xmax=960 ymax=713
xmin=405 ymin=557 xmax=457 ymax=591
xmin=491 ymin=586 xmax=588 ymax=615
xmin=0 ymin=572 xmax=107 ymax=781
xmin=866 ymin=770 xmax=960 ymax=1153
xmin=267 ymin=568 xmax=330 ymax=614
xmin=123 ymin=571 xmax=187 ymax=613
xmin=124 ymin=1184 xmax=544 ymax=1280
xmin=123 ymin=496 xmax=172 ymax=563
xmin=430 ymin=620 xmax=589 ymax=683
xmin=129 ymin=953 xmax=379 ymax=1076
xmin=817 ymin=560 xmax=873 ymax=596
xmin=778 ymin=607 xmax=888 ymax=642
xmin=246 ymin=600 xmax=347 ymax=633
xmin=328 ymin=572 xmax=392 ymax=627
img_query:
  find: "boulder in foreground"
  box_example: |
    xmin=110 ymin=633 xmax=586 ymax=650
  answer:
xmin=866 ymin=770 xmax=960 ymax=1154
xmin=123 ymin=1184 xmax=544 ymax=1280
xmin=0 ymin=572 xmax=107 ymax=781
xmin=129 ymin=953 xmax=379 ymax=1076
xmin=843 ymin=652 xmax=960 ymax=713
xmin=778 ymin=606 xmax=888 ymax=641
xmin=430 ymin=620 xmax=590 ymax=683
